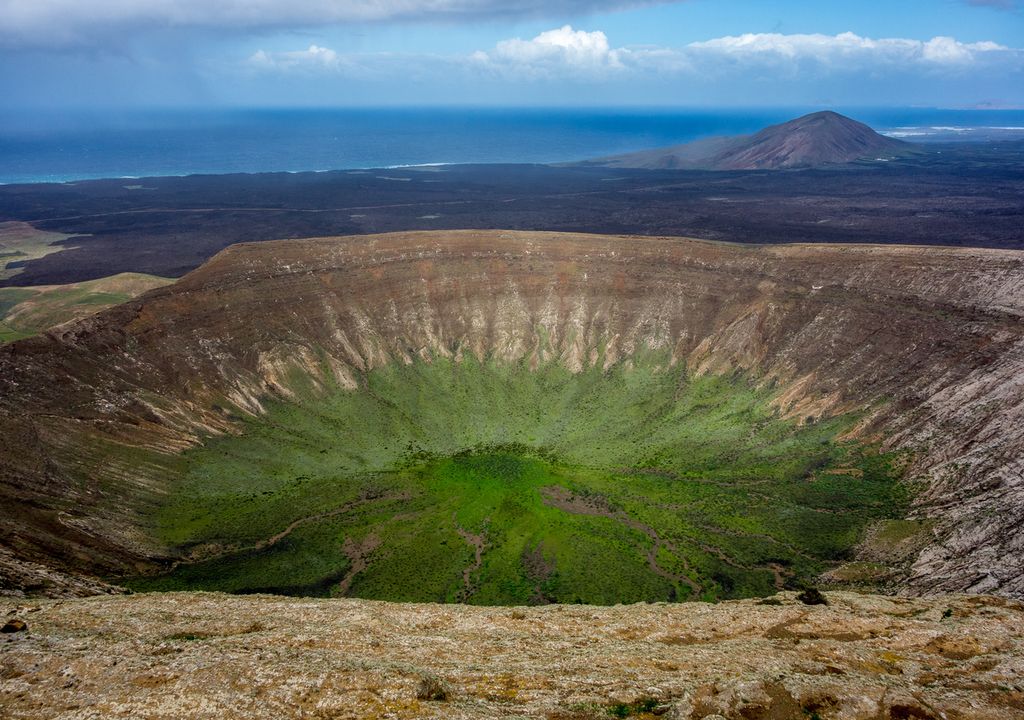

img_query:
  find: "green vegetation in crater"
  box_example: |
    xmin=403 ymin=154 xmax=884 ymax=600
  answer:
xmin=127 ymin=354 xmax=909 ymax=604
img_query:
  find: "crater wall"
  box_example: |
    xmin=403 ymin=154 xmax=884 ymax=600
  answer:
xmin=1 ymin=231 xmax=1022 ymax=597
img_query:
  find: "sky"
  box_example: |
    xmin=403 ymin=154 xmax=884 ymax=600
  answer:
xmin=0 ymin=0 xmax=1022 ymax=108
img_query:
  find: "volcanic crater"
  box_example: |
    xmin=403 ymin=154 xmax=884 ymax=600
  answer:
xmin=1 ymin=230 xmax=1022 ymax=601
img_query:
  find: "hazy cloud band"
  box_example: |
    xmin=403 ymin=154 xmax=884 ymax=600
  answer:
xmin=0 ymin=0 xmax=674 ymax=48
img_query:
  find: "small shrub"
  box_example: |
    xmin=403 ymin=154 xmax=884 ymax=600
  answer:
xmin=164 ymin=631 xmax=211 ymax=641
xmin=416 ymin=674 xmax=450 ymax=701
xmin=607 ymin=698 xmax=660 ymax=717
xmin=796 ymin=588 xmax=828 ymax=606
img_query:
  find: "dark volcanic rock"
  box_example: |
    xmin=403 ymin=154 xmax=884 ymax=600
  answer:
xmin=2 ymin=618 xmax=27 ymax=633
xmin=797 ymin=588 xmax=829 ymax=606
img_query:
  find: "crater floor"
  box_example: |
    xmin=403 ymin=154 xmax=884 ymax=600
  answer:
xmin=129 ymin=363 xmax=906 ymax=603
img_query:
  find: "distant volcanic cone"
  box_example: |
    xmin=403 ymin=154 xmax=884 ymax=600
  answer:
xmin=587 ymin=111 xmax=911 ymax=170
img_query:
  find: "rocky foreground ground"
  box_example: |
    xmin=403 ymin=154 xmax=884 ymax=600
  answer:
xmin=1 ymin=591 xmax=1023 ymax=719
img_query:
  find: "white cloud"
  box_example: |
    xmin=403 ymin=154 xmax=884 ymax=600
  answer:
xmin=249 ymin=45 xmax=345 ymax=72
xmin=688 ymin=32 xmax=1009 ymax=68
xmin=473 ymin=26 xmax=626 ymax=77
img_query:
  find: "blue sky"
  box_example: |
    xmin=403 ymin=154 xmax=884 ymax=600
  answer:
xmin=0 ymin=0 xmax=1021 ymax=108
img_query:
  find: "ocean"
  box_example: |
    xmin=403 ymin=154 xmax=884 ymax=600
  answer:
xmin=1 ymin=107 xmax=1023 ymax=185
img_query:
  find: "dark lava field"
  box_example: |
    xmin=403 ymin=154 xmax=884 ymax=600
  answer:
xmin=1 ymin=140 xmax=1022 ymax=286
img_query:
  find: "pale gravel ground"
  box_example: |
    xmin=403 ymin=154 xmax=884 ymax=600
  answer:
xmin=2 ymin=591 xmax=1023 ymax=719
